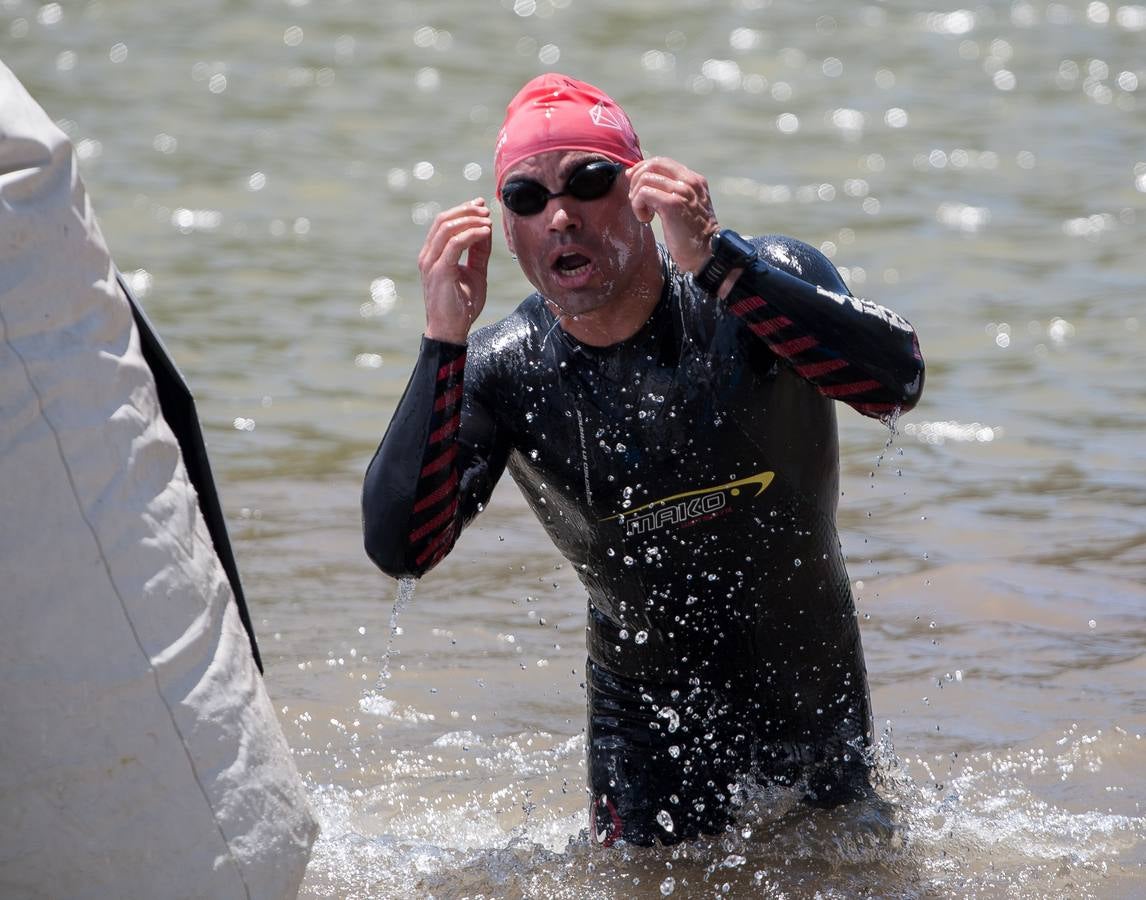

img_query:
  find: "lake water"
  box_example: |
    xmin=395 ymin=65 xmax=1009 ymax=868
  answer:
xmin=4 ymin=0 xmax=1144 ymax=895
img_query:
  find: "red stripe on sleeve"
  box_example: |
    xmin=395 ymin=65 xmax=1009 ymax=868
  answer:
xmin=796 ymin=358 xmax=849 ymax=379
xmin=408 ymin=497 xmax=459 ymax=544
xmin=412 ymin=469 xmax=459 ymax=514
xmin=415 ymin=523 xmax=458 ymax=567
xmin=850 ymin=401 xmax=900 ymax=416
xmin=429 ymin=412 xmax=460 ymax=444
xmin=437 ymin=355 xmax=466 ymax=381
xmin=819 ymin=378 xmax=884 ymax=398
xmin=729 ymin=295 xmax=766 ymax=317
xmin=421 ymin=444 xmax=458 ymax=478
xmin=770 ymin=335 xmax=819 ymax=358
xmin=434 ymin=383 xmax=463 ymax=412
xmin=748 ymin=316 xmax=793 ymax=338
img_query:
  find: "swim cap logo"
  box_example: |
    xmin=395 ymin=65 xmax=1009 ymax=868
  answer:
xmin=588 ymin=101 xmax=626 ymax=131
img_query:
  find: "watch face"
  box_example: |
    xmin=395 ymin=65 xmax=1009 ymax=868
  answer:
xmin=718 ymin=230 xmax=756 ymax=264
xmin=697 ymin=230 xmax=756 ymax=293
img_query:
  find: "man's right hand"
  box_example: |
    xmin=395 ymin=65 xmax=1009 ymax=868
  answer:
xmin=418 ymin=198 xmax=493 ymax=345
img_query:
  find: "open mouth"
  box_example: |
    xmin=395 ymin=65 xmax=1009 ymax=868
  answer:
xmin=553 ymin=252 xmax=592 ymax=277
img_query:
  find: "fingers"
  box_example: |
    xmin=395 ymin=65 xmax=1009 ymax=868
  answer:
xmin=465 ymin=223 xmax=493 ymax=277
xmin=628 ymin=158 xmax=717 ymax=232
xmin=419 ymin=199 xmax=493 ymax=343
xmin=418 ymin=199 xmax=493 ymax=274
xmin=627 ymin=157 xmax=720 ymax=274
xmin=630 ymin=179 xmax=702 ymax=225
xmin=627 ymin=157 xmax=713 ymax=216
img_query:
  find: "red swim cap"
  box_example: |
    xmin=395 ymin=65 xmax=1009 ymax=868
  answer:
xmin=493 ymin=73 xmax=643 ymax=192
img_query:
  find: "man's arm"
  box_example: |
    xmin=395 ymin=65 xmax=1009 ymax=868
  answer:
xmin=724 ymin=238 xmax=924 ymax=420
xmin=362 ymin=337 xmax=507 ymax=578
xmin=362 ymin=197 xmax=499 ymax=578
xmin=627 ymin=157 xmax=923 ymax=420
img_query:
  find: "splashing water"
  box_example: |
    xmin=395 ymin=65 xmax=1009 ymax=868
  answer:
xmin=298 ymin=709 xmax=1145 ymax=898
xmin=359 ymin=577 xmax=417 ymax=716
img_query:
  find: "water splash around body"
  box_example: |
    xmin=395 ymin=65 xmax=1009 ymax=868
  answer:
xmin=300 ymin=715 xmax=1145 ymax=898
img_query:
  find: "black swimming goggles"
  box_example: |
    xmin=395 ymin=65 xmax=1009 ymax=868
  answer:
xmin=500 ymin=159 xmax=625 ymax=216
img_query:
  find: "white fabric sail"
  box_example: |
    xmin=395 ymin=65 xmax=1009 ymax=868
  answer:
xmin=0 ymin=59 xmax=317 ymax=898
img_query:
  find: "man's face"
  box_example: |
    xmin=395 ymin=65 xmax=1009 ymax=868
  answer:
xmin=500 ymin=149 xmax=656 ymax=319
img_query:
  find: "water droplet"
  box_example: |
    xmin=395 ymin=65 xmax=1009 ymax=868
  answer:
xmin=793 ymin=558 xmax=802 ymax=567
xmin=1088 ymin=619 xmax=1097 ymax=629
xmin=660 ymin=876 xmax=676 ymax=895
xmin=668 ymin=744 xmax=681 ymax=758
xmin=656 ymin=809 xmax=675 ymax=833
xmin=635 ymin=630 xmax=648 ymax=644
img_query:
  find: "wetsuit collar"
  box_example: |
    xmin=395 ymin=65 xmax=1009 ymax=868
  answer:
xmin=544 ymin=245 xmax=676 ymax=360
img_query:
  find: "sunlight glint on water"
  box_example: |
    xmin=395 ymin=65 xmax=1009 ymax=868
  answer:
xmin=4 ymin=0 xmax=1143 ymax=894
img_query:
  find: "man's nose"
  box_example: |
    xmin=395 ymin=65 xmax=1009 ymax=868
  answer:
xmin=546 ymin=202 xmax=580 ymax=232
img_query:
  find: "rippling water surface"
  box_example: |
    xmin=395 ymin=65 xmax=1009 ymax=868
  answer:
xmin=4 ymin=0 xmax=1144 ymax=895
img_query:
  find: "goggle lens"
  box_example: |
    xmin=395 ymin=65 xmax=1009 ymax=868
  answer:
xmin=501 ymin=160 xmax=624 ymax=216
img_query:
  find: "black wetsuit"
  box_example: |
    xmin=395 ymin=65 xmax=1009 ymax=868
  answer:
xmin=363 ymin=236 xmax=924 ymax=845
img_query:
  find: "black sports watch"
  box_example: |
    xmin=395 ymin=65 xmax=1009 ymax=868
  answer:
xmin=694 ymin=228 xmax=757 ymax=295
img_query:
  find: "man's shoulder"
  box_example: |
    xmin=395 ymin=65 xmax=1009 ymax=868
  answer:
xmin=468 ymin=293 xmax=549 ymax=372
xmin=747 ymin=233 xmax=848 ymax=293
xmin=471 ymin=293 xmax=546 ymax=345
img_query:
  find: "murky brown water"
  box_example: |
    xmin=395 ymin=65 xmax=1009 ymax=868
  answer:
xmin=5 ymin=0 xmax=1144 ymax=895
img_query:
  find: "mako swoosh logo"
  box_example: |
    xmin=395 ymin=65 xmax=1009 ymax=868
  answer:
xmin=599 ymin=470 xmax=774 ymax=534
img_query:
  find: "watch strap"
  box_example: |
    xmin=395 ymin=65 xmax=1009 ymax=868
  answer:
xmin=695 ymin=252 xmax=734 ymax=294
xmin=694 ymin=229 xmax=756 ymax=294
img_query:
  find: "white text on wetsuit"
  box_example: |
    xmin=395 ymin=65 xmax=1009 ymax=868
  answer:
xmin=816 ymin=285 xmax=914 ymax=333
xmin=624 ymin=492 xmax=726 ymax=536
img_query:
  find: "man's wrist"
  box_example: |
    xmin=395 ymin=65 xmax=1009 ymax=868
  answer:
xmin=688 ymin=226 xmax=722 ymax=279
xmin=424 ymin=325 xmax=470 ymax=346
xmin=716 ymin=267 xmax=745 ymax=300
xmin=694 ymin=229 xmax=757 ymax=295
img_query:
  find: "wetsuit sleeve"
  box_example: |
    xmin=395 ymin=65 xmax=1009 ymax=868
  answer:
xmin=723 ymin=239 xmax=924 ymax=419
xmin=362 ymin=337 xmax=508 ymax=578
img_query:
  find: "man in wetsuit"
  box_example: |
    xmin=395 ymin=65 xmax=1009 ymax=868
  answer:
xmin=362 ymin=74 xmax=924 ymax=846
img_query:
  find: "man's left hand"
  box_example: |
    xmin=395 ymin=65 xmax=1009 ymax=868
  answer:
xmin=627 ymin=156 xmax=719 ymax=276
